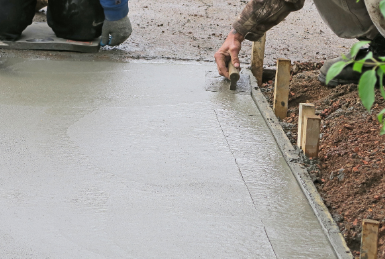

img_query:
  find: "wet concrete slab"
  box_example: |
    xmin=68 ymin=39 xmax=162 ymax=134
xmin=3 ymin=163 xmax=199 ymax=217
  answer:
xmin=0 ymin=59 xmax=336 ymax=258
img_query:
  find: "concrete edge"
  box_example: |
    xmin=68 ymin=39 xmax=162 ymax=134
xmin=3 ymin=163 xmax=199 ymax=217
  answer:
xmin=244 ymin=69 xmax=353 ymax=259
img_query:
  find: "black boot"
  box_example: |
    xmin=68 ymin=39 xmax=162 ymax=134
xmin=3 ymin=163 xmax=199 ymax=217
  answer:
xmin=319 ymin=34 xmax=385 ymax=87
xmin=369 ymin=34 xmax=385 ymax=56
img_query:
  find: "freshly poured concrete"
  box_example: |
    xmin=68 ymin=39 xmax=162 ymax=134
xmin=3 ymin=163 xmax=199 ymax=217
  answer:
xmin=0 ymin=59 xmax=336 ymax=258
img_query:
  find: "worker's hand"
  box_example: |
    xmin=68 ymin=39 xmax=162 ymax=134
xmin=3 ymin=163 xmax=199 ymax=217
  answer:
xmin=214 ymin=29 xmax=244 ymax=79
xmin=101 ymin=16 xmax=132 ymax=46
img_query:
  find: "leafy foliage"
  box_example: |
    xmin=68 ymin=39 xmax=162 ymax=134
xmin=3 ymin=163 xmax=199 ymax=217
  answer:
xmin=326 ymin=0 xmax=385 ymax=135
xmin=358 ymin=70 xmax=376 ymax=110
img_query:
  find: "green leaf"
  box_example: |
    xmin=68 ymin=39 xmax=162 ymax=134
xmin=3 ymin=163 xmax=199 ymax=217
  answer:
xmin=350 ymin=41 xmax=371 ymax=58
xmin=380 ymin=0 xmax=385 ymax=19
xmin=342 ymin=54 xmax=349 ymax=60
xmin=358 ymin=70 xmax=377 ymax=111
xmin=353 ymin=61 xmax=364 ymax=73
xmin=326 ymin=61 xmax=349 ymax=84
xmin=379 ymin=57 xmax=385 ymax=62
xmin=353 ymin=51 xmax=373 ymax=73
xmin=381 ymin=125 xmax=385 ymax=135
xmin=380 ymin=64 xmax=385 ymax=74
xmin=353 ymin=60 xmax=364 ymax=74
xmin=364 ymin=51 xmax=374 ymax=60
xmin=379 ymin=107 xmax=385 ymax=135
xmin=377 ymin=68 xmax=383 ymax=86
xmin=378 ymin=108 xmax=385 ymax=123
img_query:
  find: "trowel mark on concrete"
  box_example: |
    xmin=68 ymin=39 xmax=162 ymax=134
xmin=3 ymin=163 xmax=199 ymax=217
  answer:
xmin=214 ymin=109 xmax=256 ymax=207
xmin=209 ymin=85 xmax=337 ymax=258
xmin=214 ymin=109 xmax=279 ymax=259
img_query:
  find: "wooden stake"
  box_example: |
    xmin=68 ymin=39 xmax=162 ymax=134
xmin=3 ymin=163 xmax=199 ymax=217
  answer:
xmin=297 ymin=103 xmax=315 ymax=148
xmin=228 ymin=61 xmax=240 ymax=90
xmin=273 ymin=59 xmax=291 ymax=119
xmin=302 ymin=115 xmax=321 ymax=158
xmin=360 ymin=219 xmax=380 ymax=259
xmin=251 ymin=33 xmax=266 ymax=86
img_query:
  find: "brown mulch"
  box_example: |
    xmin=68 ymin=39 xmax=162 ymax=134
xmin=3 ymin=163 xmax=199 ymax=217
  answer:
xmin=260 ymin=62 xmax=385 ymax=258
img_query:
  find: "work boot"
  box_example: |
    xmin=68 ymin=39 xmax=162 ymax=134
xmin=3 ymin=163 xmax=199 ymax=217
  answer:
xmin=318 ymin=35 xmax=385 ymax=87
xmin=368 ymin=34 xmax=385 ymax=56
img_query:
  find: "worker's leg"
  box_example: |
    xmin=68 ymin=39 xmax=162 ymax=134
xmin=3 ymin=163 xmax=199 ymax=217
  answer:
xmin=47 ymin=0 xmax=105 ymax=41
xmin=364 ymin=0 xmax=385 ymax=41
xmin=314 ymin=0 xmax=385 ymax=86
xmin=313 ymin=0 xmax=380 ymax=39
xmin=0 ymin=0 xmax=36 ymax=40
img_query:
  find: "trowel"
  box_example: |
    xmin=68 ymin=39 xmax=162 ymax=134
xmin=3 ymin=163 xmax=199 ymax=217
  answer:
xmin=205 ymin=62 xmax=250 ymax=93
xmin=228 ymin=61 xmax=240 ymax=90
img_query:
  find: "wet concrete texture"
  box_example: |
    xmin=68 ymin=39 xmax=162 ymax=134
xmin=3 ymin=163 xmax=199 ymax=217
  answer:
xmin=0 ymin=59 xmax=336 ymax=258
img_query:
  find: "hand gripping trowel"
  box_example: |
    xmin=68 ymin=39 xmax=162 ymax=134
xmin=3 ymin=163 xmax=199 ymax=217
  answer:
xmin=228 ymin=61 xmax=240 ymax=90
xmin=205 ymin=59 xmax=249 ymax=93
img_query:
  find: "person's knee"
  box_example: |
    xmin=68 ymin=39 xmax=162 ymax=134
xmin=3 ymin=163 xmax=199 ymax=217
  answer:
xmin=47 ymin=0 xmax=105 ymax=41
xmin=0 ymin=0 xmax=36 ymax=40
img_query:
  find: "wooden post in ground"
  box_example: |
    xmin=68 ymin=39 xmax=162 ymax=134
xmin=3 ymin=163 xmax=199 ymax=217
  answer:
xmin=273 ymin=59 xmax=291 ymax=119
xmin=360 ymin=219 xmax=380 ymax=259
xmin=297 ymin=103 xmax=316 ymax=148
xmin=251 ymin=33 xmax=266 ymax=86
xmin=302 ymin=115 xmax=321 ymax=158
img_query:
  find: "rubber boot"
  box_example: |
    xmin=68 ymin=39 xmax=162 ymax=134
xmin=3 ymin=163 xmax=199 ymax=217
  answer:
xmin=318 ymin=35 xmax=385 ymax=87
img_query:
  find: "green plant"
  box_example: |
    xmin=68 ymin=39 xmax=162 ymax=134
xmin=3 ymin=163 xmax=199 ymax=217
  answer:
xmin=326 ymin=0 xmax=385 ymax=135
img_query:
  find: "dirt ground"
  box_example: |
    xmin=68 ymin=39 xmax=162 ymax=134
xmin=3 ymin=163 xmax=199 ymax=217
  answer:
xmin=23 ymin=0 xmax=355 ymax=65
xmin=260 ymin=64 xmax=385 ymax=258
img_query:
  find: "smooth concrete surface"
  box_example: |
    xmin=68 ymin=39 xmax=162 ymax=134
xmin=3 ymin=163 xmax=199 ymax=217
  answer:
xmin=0 ymin=59 xmax=336 ymax=258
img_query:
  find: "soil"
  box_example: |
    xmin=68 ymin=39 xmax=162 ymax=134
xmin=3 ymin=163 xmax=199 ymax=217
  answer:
xmin=5 ymin=1 xmax=356 ymax=65
xmin=260 ymin=62 xmax=385 ymax=258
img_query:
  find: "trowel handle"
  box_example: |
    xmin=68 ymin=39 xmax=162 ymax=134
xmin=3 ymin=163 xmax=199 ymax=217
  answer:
xmin=228 ymin=60 xmax=240 ymax=90
xmin=228 ymin=61 xmax=240 ymax=80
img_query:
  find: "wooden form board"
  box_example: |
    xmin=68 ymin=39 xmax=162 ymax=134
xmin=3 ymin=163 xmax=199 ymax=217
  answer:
xmin=0 ymin=22 xmax=100 ymax=53
xmin=360 ymin=219 xmax=380 ymax=259
xmin=297 ymin=103 xmax=316 ymax=148
xmin=251 ymin=33 xmax=266 ymax=87
xmin=273 ymin=59 xmax=291 ymax=119
xmin=302 ymin=115 xmax=321 ymax=158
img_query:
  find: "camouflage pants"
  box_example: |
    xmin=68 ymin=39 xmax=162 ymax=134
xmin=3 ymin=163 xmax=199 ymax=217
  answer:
xmin=314 ymin=0 xmax=384 ymax=39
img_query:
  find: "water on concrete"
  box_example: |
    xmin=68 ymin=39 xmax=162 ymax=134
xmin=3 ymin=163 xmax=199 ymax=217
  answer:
xmin=0 ymin=58 xmax=336 ymax=258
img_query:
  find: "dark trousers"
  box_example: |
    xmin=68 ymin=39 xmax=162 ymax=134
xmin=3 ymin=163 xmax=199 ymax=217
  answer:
xmin=0 ymin=0 xmax=105 ymax=41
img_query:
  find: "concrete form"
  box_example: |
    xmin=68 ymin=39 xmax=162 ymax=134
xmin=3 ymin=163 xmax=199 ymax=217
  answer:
xmin=249 ymin=70 xmax=352 ymax=259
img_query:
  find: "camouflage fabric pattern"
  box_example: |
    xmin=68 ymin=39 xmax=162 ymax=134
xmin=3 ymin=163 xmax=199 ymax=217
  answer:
xmin=233 ymin=0 xmax=305 ymax=41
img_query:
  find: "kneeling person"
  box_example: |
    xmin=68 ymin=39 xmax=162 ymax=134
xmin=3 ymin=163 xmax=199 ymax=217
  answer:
xmin=0 ymin=0 xmax=132 ymax=46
